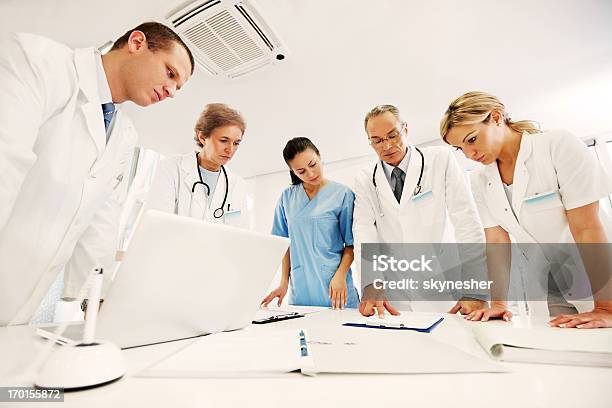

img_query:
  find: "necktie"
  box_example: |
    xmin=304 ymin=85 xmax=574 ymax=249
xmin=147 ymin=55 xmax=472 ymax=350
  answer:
xmin=392 ymin=167 xmax=405 ymax=203
xmin=101 ymin=102 xmax=116 ymax=132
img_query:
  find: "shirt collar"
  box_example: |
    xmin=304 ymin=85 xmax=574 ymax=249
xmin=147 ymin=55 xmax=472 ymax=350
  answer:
xmin=198 ymin=165 xmax=221 ymax=176
xmin=381 ymin=146 xmax=411 ymax=179
xmin=95 ymin=52 xmax=113 ymax=104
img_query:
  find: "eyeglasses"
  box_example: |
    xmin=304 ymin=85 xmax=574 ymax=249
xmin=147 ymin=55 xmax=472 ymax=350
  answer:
xmin=368 ymin=125 xmax=405 ymax=148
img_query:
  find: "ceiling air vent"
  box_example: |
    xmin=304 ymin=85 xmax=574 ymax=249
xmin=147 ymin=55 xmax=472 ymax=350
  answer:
xmin=166 ymin=0 xmax=288 ymax=79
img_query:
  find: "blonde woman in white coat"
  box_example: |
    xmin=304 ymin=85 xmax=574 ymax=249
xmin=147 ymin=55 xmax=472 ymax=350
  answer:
xmin=442 ymin=91 xmax=612 ymax=329
xmin=146 ymin=103 xmax=251 ymax=228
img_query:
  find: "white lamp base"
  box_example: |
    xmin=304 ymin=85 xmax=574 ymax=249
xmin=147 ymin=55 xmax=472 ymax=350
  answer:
xmin=35 ymin=341 xmax=125 ymax=390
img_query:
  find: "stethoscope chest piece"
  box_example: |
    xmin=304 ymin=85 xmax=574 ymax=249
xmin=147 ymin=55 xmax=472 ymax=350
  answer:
xmin=213 ymin=207 xmax=225 ymax=219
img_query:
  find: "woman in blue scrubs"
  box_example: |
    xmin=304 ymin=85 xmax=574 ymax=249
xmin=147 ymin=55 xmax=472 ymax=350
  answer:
xmin=261 ymin=137 xmax=360 ymax=309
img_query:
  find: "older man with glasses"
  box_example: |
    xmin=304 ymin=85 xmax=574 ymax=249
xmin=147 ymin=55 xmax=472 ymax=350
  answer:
xmin=352 ymin=105 xmax=489 ymax=319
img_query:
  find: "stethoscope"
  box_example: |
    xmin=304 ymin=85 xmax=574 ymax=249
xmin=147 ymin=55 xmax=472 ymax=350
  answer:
xmin=191 ymin=152 xmax=229 ymax=219
xmin=372 ymin=146 xmax=425 ymax=217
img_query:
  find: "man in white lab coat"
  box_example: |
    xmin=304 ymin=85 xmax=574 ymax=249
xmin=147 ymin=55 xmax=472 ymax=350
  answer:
xmin=0 ymin=22 xmax=194 ymax=325
xmin=354 ymin=105 xmax=487 ymax=317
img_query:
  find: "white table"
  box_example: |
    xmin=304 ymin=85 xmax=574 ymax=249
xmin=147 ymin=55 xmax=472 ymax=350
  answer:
xmin=1 ymin=307 xmax=611 ymax=408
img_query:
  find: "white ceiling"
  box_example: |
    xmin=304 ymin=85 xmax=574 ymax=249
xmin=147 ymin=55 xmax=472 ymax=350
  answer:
xmin=1 ymin=0 xmax=611 ymax=177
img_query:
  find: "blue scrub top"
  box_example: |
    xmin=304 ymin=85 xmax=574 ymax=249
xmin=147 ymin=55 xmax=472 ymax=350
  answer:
xmin=272 ymin=181 xmax=359 ymax=308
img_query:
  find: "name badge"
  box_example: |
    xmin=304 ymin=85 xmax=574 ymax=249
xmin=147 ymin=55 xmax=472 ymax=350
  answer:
xmin=224 ymin=208 xmax=242 ymax=226
xmin=411 ymin=189 xmax=433 ymax=201
xmin=523 ymin=189 xmax=557 ymax=204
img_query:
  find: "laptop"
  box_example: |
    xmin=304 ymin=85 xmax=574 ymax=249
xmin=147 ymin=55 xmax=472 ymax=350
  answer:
xmin=89 ymin=210 xmax=289 ymax=349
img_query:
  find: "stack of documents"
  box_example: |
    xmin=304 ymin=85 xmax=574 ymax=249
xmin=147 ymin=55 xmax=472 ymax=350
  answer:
xmin=474 ymin=326 xmax=612 ymax=367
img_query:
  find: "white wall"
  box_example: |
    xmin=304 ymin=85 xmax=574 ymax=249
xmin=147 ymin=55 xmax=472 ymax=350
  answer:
xmin=3 ymin=0 xmax=610 ymax=178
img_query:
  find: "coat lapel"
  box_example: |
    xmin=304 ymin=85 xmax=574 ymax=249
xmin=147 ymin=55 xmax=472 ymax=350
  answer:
xmin=89 ymin=109 xmax=123 ymax=174
xmin=511 ymin=133 xmax=533 ymax=216
xmin=375 ymin=161 xmax=399 ymax=209
xmin=400 ymin=146 xmax=421 ymax=208
xmin=180 ymin=153 xmax=208 ymax=218
xmin=74 ymin=47 xmax=106 ymax=156
xmin=484 ymin=164 xmax=516 ymax=227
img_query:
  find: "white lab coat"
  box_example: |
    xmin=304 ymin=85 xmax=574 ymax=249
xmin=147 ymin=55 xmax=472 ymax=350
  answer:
xmin=0 ymin=33 xmax=137 ymax=325
xmin=353 ymin=146 xmax=485 ymax=308
xmin=145 ymin=153 xmax=251 ymax=228
xmin=470 ymin=130 xmax=612 ymax=313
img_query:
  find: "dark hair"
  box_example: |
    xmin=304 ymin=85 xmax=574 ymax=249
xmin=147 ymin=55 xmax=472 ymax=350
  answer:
xmin=110 ymin=22 xmax=195 ymax=75
xmin=282 ymin=137 xmax=320 ymax=185
xmin=194 ymin=103 xmax=246 ymax=148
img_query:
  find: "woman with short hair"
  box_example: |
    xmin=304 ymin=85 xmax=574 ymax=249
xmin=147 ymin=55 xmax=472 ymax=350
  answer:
xmin=146 ymin=103 xmax=250 ymax=227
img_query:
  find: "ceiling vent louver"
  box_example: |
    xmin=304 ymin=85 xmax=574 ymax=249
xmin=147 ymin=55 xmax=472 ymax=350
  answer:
xmin=166 ymin=0 xmax=288 ymax=79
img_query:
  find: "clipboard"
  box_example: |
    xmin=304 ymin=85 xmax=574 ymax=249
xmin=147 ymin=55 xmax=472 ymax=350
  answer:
xmin=342 ymin=317 xmax=444 ymax=333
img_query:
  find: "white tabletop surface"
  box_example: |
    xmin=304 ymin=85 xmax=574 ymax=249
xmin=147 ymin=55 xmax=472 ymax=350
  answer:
xmin=1 ymin=307 xmax=611 ymax=408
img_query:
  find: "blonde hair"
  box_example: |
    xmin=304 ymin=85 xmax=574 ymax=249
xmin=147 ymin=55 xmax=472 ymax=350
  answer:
xmin=364 ymin=104 xmax=402 ymax=131
xmin=440 ymin=91 xmax=541 ymax=142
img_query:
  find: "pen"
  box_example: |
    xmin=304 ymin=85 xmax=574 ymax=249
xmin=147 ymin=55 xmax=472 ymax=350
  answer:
xmin=82 ymin=268 xmax=103 ymax=344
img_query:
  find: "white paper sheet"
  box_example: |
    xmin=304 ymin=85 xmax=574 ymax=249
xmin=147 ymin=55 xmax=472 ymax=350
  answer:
xmin=360 ymin=314 xmax=444 ymax=329
xmin=304 ymin=327 xmax=508 ymax=374
xmin=138 ymin=329 xmax=302 ymax=378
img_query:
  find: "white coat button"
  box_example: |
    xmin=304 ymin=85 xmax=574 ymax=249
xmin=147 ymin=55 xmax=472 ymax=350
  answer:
xmin=504 ymin=208 xmax=508 ymax=212
xmin=90 ymin=174 xmax=96 ymax=179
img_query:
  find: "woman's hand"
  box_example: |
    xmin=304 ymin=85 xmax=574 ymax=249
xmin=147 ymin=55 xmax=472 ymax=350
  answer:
xmin=450 ymin=300 xmax=512 ymax=322
xmin=549 ymin=303 xmax=612 ymax=329
xmin=261 ymin=282 xmax=289 ymax=307
xmin=329 ymin=272 xmax=348 ymax=309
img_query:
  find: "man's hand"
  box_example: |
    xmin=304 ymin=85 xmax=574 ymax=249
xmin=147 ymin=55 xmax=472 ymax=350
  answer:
xmin=449 ymin=299 xmax=512 ymax=322
xmin=359 ymin=299 xmax=400 ymax=318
